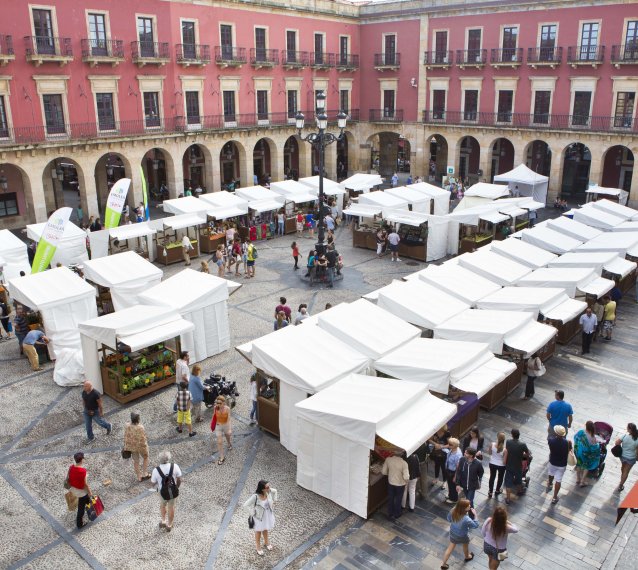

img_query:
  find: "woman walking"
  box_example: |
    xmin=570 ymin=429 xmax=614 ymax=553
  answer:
xmin=440 ymin=499 xmax=478 ymax=569
xmin=482 ymin=507 xmax=518 ymax=569
xmin=212 ymin=396 xmax=232 ymax=465
xmin=523 ymin=352 xmax=543 ymax=400
xmin=401 ymin=451 xmax=421 ymax=512
xmin=244 ymin=480 xmax=278 ymax=556
xmin=305 ymin=250 xmax=316 ymax=279
xmin=291 ymin=241 xmax=300 ymax=270
xmin=123 ymin=411 xmax=150 ymax=482
xmin=488 ymin=432 xmax=506 ymax=498
xmin=616 ymin=422 xmax=638 ymax=492
xmin=215 ymin=245 xmax=225 ymax=278
xmin=573 ymin=420 xmax=600 ymax=487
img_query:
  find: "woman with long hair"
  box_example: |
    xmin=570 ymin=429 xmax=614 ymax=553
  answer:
xmin=440 ymin=498 xmax=478 ymax=569
xmin=616 ymin=422 xmax=638 ymax=492
xmin=462 ymin=425 xmax=484 ymax=459
xmin=482 ymin=506 xmax=518 ymax=569
xmin=488 ymin=432 xmax=506 ymax=498
xmin=243 ymin=480 xmax=278 ymax=556
xmin=291 ymin=241 xmax=300 ymax=270
xmin=573 ymin=420 xmax=600 ymax=487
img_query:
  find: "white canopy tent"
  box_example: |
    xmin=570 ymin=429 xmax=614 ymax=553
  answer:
xmin=0 ymin=229 xmax=31 ymax=280
xmin=434 ymin=309 xmax=557 ymax=357
xmin=573 ymin=206 xmax=625 ymax=230
xmin=414 ymin=263 xmax=501 ymax=306
xmin=493 ymin=164 xmax=549 ymax=203
xmin=407 ymin=182 xmax=450 ymax=215
xmin=108 ymin=222 xmax=158 ymax=262
xmin=138 ymin=269 xmax=239 ymax=363
xmin=295 ymin=374 xmax=456 ymax=518
xmin=358 ymin=190 xmax=409 ymax=212
xmin=548 ymin=251 xmax=624 ymax=274
xmin=317 ymin=299 xmax=421 ymax=360
xmin=519 ymin=226 xmax=582 ymax=254
xmin=199 ymin=191 xmax=248 ymax=210
xmin=489 ymin=238 xmax=557 ymax=269
xmin=26 ymin=222 xmax=88 ymax=267
xmin=248 ymin=198 xmax=286 ymax=214
xmin=384 ymin=186 xmax=432 ymax=213
xmin=382 ymin=210 xmax=449 ymax=261
xmin=161 ymin=213 xmax=206 ymax=231
xmin=82 ymin=251 xmax=163 ymax=311
xmin=249 ymin=324 xmax=370 ymax=454
xmin=589 ymin=198 xmax=638 ymax=220
xmin=342 ymin=203 xmax=382 ymax=219
xmin=79 ymin=305 xmax=194 ymax=393
xmin=339 ymin=173 xmax=383 ymax=193
xmin=516 ymin=267 xmax=614 ymax=298
xmin=298 ymin=176 xmax=347 ymax=212
xmin=8 ymin=267 xmax=98 ymax=386
xmin=576 ymin=232 xmax=638 ymax=255
xmin=457 ymin=249 xmax=531 ymax=286
xmin=235 ymin=185 xmax=285 ymax=204
xmin=585 ymin=188 xmax=629 ymax=206
xmin=162 ymin=196 xmax=211 ymax=216
xmin=464 ymin=182 xmax=511 ymax=200
xmin=611 ymin=221 xmax=638 ymax=232
xmin=270 ymin=180 xmax=318 ymax=206
xmin=546 ymin=216 xmax=603 ymax=241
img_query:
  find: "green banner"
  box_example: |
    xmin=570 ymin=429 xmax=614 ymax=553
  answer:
xmin=104 ymin=178 xmax=131 ymax=229
xmin=140 ymin=165 xmax=150 ymax=221
xmin=31 ymin=207 xmax=72 ymax=273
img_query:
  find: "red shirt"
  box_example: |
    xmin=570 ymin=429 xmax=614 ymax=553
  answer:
xmin=296 ymin=213 xmax=304 ymax=223
xmin=68 ymin=465 xmax=87 ymax=490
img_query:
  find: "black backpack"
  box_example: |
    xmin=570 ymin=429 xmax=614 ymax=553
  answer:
xmin=156 ymin=463 xmax=179 ymax=500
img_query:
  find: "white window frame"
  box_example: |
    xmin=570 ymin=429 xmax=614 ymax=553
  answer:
xmin=180 ymin=76 xmax=204 ymax=129
xmin=493 ymin=77 xmax=518 ymax=123
xmin=135 ymin=13 xmax=158 ymax=46
xmin=0 ymin=77 xmax=14 ymax=139
xmin=460 ymin=77 xmax=483 ymax=122
xmin=33 ymin=74 xmax=70 ymax=138
xmin=536 ymin=22 xmax=559 ymax=48
xmin=569 ymin=77 xmax=598 ymax=127
xmin=254 ymin=25 xmax=269 ymax=50
xmin=137 ymin=75 xmax=165 ymax=130
xmin=29 ymin=4 xmax=60 ymax=40
xmin=88 ymin=75 xmax=120 ymax=132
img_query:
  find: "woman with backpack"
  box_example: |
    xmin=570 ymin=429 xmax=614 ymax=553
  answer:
xmin=243 ymin=480 xmax=278 ymax=556
xmin=151 ymin=450 xmax=182 ymax=532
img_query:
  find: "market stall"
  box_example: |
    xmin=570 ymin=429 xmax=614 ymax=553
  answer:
xmin=575 ymin=232 xmax=638 ymax=257
xmin=381 ymin=211 xmax=428 ymax=261
xmin=79 ymin=305 xmax=193 ymax=403
xmin=489 ymin=237 xmax=557 ymax=269
xmin=236 ymin=186 xmax=285 ymax=240
xmin=295 ymin=374 xmax=456 ymax=518
xmin=340 ymin=173 xmax=384 ymax=197
xmin=573 ymin=206 xmax=626 ymax=230
xmin=457 ymin=249 xmax=531 ymax=286
xmin=199 ymin=191 xmax=250 ymax=245
xmin=0 ymin=229 xmax=31 ymax=280
xmin=493 ymin=164 xmax=549 ymax=204
xmin=270 ymin=180 xmax=318 ymax=233
xmin=154 ymin=213 xmax=204 ymax=265
xmin=358 ymin=190 xmax=409 ymax=214
xmin=408 ymin=182 xmax=451 ymax=215
xmin=107 ymin=223 xmax=157 ymax=261
xmin=245 ymin=323 xmax=370 ymax=453
xmin=588 ymin=198 xmax=638 ymax=220
xmin=298 ymin=176 xmax=347 ymax=213
xmin=516 ymin=267 xmax=615 ymax=304
xmin=384 ymin=186 xmax=432 ymax=213
xmin=344 ymin=203 xmax=384 ymax=250
xmin=26 ymin=222 xmax=88 ymax=267
xmin=585 ymin=187 xmax=629 ymax=206
xmin=547 ymin=216 xmax=603 ymax=242
xmin=82 ymin=251 xmax=162 ymax=313
xmin=519 ymin=226 xmax=582 ymax=254
xmin=138 ymin=269 xmax=239 ymax=363
xmin=8 ymin=267 xmax=98 ymax=386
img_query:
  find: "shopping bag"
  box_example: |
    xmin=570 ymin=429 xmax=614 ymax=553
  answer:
xmin=65 ymin=491 xmax=78 ymax=512
xmin=85 ymin=495 xmax=104 ymax=521
xmin=93 ymin=495 xmax=104 ymax=517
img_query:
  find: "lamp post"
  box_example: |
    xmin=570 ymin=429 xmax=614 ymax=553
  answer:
xmin=296 ymin=91 xmax=347 ymax=256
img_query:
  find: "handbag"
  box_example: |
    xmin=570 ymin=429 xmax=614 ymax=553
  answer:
xmin=65 ymin=490 xmax=78 ymax=511
xmin=121 ymin=449 xmax=132 ymax=459
xmin=210 ymin=413 xmax=217 ymax=432
xmin=567 ymin=450 xmax=577 ymax=466
xmin=85 ymin=495 xmax=104 ymax=521
xmin=611 ymin=444 xmax=623 ymax=458
xmin=248 ymin=495 xmax=257 ymax=529
xmin=498 ymin=550 xmax=508 ymax=561
xmin=63 ymin=472 xmax=71 ymax=490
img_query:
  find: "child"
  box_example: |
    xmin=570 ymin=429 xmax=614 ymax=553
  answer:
xmin=176 ymin=382 xmax=196 ymax=437
xmin=291 ymin=241 xmax=300 ymax=270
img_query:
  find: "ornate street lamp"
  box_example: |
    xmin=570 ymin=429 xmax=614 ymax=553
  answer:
xmin=296 ymin=91 xmax=347 ymax=256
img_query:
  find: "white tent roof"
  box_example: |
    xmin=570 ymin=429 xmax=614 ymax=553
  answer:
xmin=516 ymin=267 xmax=612 ymax=298
xmin=0 ymin=229 xmax=31 ymax=280
xmin=27 ymin=221 xmax=87 ymax=243
xmin=298 ymin=176 xmax=345 ymax=195
xmin=519 ymin=226 xmax=582 ymax=254
xmin=83 ymin=251 xmax=162 ymax=287
xmin=548 ymin=251 xmax=621 ymax=274
xmin=489 ymin=238 xmax=557 ymax=269
xmin=457 ymin=249 xmax=531 ymax=286
xmin=205 ymin=205 xmax=249 ymax=219
xmin=342 ymin=203 xmax=382 ymax=217
xmin=8 ymin=266 xmax=95 ymax=309
xmin=269 ymin=180 xmax=317 ymax=204
xmin=435 ymin=309 xmax=556 ymax=356
xmin=611 ymin=221 xmax=638 ymax=232
xmin=250 ymin=324 xmax=370 ymax=394
xmin=296 ymin=374 xmax=456 ymax=454
xmin=162 ymin=213 xmax=206 ymax=231
xmin=479 ymin=211 xmax=510 ymax=224
xmin=586 ymin=188 xmax=629 ymax=206
xmin=416 ymin=264 xmax=501 ymax=306
xmin=453 ymin=357 xmax=517 ymax=397
xmin=546 ymin=216 xmax=603 ymax=241
xmin=109 ymin=222 xmax=157 ymax=241
xmin=373 ymin=279 xmax=470 ymax=330
xmin=235 ymin=185 xmax=284 ymax=203
xmin=162 ymin=196 xmax=211 ymax=216
xmin=383 ymin=210 xmax=428 ymax=227
xmin=384 ymin=186 xmax=431 ymax=205
xmin=589 ymin=198 xmax=638 ymax=220
xmin=576 ymin=232 xmax=638 ymax=255
xmin=79 ymin=304 xmax=193 ymax=351
xmin=248 ymin=198 xmax=285 ymax=213
xmin=464 ymin=182 xmax=510 ymax=199
xmin=407 ymin=182 xmax=450 ymax=215
xmin=604 ymin=257 xmax=637 ymax=278
xmin=358 ymin=190 xmax=409 ymax=210
xmin=317 ymin=299 xmax=420 ymax=360
xmin=573 ymin=206 xmax=625 ymax=230
xmin=340 ymin=173 xmax=383 ymax=192
xmin=493 ymin=164 xmax=549 ymax=185
xmin=199 ymin=191 xmax=248 ymax=209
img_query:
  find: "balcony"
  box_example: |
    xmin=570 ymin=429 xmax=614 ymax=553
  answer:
xmin=131 ymin=41 xmax=170 ymax=66
xmin=424 ymin=50 xmax=452 ymax=69
xmin=311 ymin=52 xmax=335 ymax=69
xmin=456 ymin=49 xmax=487 ymax=68
xmin=567 ymin=45 xmax=604 ymax=68
xmin=336 ymin=54 xmax=359 ymax=71
xmin=214 ymin=46 xmax=246 ymax=67
xmin=281 ymin=50 xmax=309 ymax=69
xmin=611 ymin=44 xmax=638 ymax=67
xmin=176 ymin=44 xmax=210 ymax=67
xmin=0 ymin=35 xmax=15 ymax=66
xmin=369 ymin=109 xmax=403 ymax=122
xmin=81 ymin=39 xmax=124 ymax=67
xmin=250 ymin=48 xmax=279 ymax=68
xmin=24 ymin=36 xmax=73 ymax=67
xmin=374 ymin=52 xmax=400 ymax=70
xmin=490 ymin=48 xmax=523 ymax=68
xmin=527 ymin=47 xmax=562 ymax=68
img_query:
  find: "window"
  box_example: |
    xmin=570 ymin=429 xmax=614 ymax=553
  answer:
xmin=580 ymin=23 xmax=599 ymax=60
xmin=255 ymin=28 xmax=266 ymax=61
xmin=572 ymin=91 xmax=592 ymax=126
xmin=137 ymin=17 xmax=154 ymax=57
xmin=223 ymin=90 xmax=235 ymax=121
xmin=0 ymin=193 xmax=18 ymax=218
xmin=182 ymin=21 xmax=196 ymax=59
xmin=287 ymin=90 xmax=297 ymax=118
xmin=314 ymin=33 xmax=324 ymax=63
xmin=614 ymin=92 xmax=635 ymax=127
xmin=220 ymin=24 xmax=233 ymax=59
xmin=32 ymin=8 xmax=55 ymax=54
xmin=540 ymin=25 xmax=557 ymax=60
xmin=88 ymin=13 xmax=107 ymax=56
xmin=435 ymin=31 xmax=448 ymax=62
xmin=339 ymin=36 xmax=349 ymax=65
xmin=502 ymin=27 xmax=518 ymax=61
xmin=0 ymin=95 xmax=8 ymax=137
xmin=257 ymin=90 xmax=268 ymax=120
xmin=497 ymin=90 xmax=513 ymax=122
xmin=432 ymin=89 xmax=446 ymax=119
xmin=384 ymin=35 xmax=396 ymax=65
xmin=95 ymin=93 xmax=115 ymax=131
xmin=340 ymin=89 xmax=349 ymax=113
xmin=463 ymin=90 xmax=478 ymax=120
xmin=42 ymin=94 xmax=65 ymax=134
xmin=533 ymin=91 xmax=551 ymax=123
xmin=286 ymin=30 xmax=297 ymax=60
xmin=383 ymin=90 xmax=395 ymax=117
xmin=625 ymin=21 xmax=638 ymax=59
xmin=185 ymin=91 xmax=200 ymax=124
xmin=468 ymin=29 xmax=482 ymax=62
xmin=143 ymin=92 xmax=160 ymax=127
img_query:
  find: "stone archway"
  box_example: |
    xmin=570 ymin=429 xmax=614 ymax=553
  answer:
xmin=366 ymin=131 xmax=406 ymax=177
xmin=219 ymin=141 xmax=246 ymax=188
xmin=142 ymin=147 xmax=176 ymax=199
xmin=337 ymin=131 xmax=354 ymax=180
xmin=182 ymin=144 xmax=212 ymax=193
xmin=561 ymin=142 xmax=591 ymax=197
xmin=94 ymin=152 xmax=133 ymax=216
xmin=0 ymin=163 xmax=36 ymax=226
xmin=489 ymin=138 xmax=515 ymax=181
xmin=428 ymin=134 xmax=449 ymax=182
xmin=524 ymin=140 xmax=552 ymax=177
xmin=602 ymin=145 xmax=634 ymax=191
xmin=253 ymin=138 xmax=274 ymax=185
xmin=284 ymin=136 xmax=300 ymax=180
xmin=457 ymin=136 xmax=480 ymax=183
xmin=41 ymin=157 xmax=87 ymax=220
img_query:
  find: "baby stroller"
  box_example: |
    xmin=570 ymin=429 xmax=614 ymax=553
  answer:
xmin=591 ymin=421 xmax=613 ymax=479
xmin=204 ymin=373 xmax=239 ymax=409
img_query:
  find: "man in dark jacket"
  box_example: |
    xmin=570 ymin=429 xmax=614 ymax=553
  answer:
xmin=454 ymin=448 xmax=484 ymax=507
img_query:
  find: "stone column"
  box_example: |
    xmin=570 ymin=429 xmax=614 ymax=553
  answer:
xmin=298 ymin=136 xmax=312 ymax=178
xmin=208 ymin=141 xmax=222 ymax=192
xmin=323 ymin=137 xmax=337 ymax=180
xmin=27 ymin=168 xmax=49 ymax=223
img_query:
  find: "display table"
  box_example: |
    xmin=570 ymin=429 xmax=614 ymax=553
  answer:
xmin=256 ymin=373 xmax=280 ymax=437
xmin=156 ymin=239 xmax=199 ymax=266
xmin=460 ymin=234 xmax=492 ymax=254
xmin=444 ymin=392 xmax=479 ymax=438
xmin=199 ymin=230 xmax=226 ymax=254
xmin=285 ymin=217 xmax=297 ymax=235
xmin=479 ymin=378 xmax=509 ymax=410
xmin=353 ymin=228 xmax=378 ymax=250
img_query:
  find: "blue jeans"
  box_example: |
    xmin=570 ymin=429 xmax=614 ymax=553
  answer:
xmin=387 ymin=483 xmax=405 ymax=519
xmin=463 ymin=487 xmax=476 ymax=508
xmin=250 ymin=399 xmax=258 ymax=421
xmin=278 ymin=221 xmax=285 ymax=235
xmin=83 ymin=410 xmax=111 ymax=440
xmin=327 ymin=267 xmax=335 ymax=287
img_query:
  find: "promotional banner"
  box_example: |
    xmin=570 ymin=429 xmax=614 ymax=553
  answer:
xmin=104 ymin=178 xmax=131 ymax=229
xmin=140 ymin=165 xmax=150 ymax=221
xmin=31 ymin=207 xmax=73 ymax=273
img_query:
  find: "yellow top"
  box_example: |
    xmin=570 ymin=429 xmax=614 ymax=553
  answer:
xmin=604 ymin=301 xmax=616 ymax=321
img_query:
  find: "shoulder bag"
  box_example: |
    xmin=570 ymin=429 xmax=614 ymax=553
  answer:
xmin=248 ymin=495 xmax=257 ymax=529
xmin=611 ymin=435 xmax=624 ymax=458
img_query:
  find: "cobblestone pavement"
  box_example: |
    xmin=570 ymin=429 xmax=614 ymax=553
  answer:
xmin=1 ymin=209 xmax=637 ymax=570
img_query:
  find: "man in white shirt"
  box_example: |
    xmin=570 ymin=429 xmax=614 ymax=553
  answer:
xmin=173 ymin=351 xmax=190 ymax=412
xmin=387 ymin=229 xmax=401 ymax=262
xmin=151 ymin=450 xmax=182 ymax=532
xmin=182 ymin=234 xmax=194 ymax=266
xmin=579 ymin=306 xmax=597 ymax=355
xmin=381 ymin=451 xmax=409 ymax=520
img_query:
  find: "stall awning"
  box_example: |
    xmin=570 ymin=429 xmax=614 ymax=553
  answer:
xmin=342 ymin=204 xmax=383 ymax=217
xmin=490 ymin=238 xmax=557 ymax=269
xmin=162 ymin=196 xmax=210 ymax=216
xmin=27 ymin=221 xmax=88 ymax=244
xmin=605 ymin=257 xmax=637 ymax=278
xmin=578 ymin=276 xmax=615 ymax=297
xmin=298 ymin=176 xmax=345 ymax=195
xmin=464 ymin=183 xmax=510 ymax=199
xmin=236 ymin=185 xmax=284 ymax=203
xmin=476 ymin=286 xmax=569 ymax=317
xmin=547 ymin=216 xmax=603 ymax=241
xmin=548 ymin=251 xmax=620 ymax=274
xmin=383 ymin=211 xmax=429 ymax=227
xmin=109 ymin=223 xmax=157 ymax=241
xmin=281 ymin=192 xmax=317 ymax=204
xmin=504 ymin=320 xmax=557 ymax=357
xmin=340 ymin=173 xmax=384 ymax=192
xmin=0 ymin=229 xmax=31 ymax=279
xmin=516 ymin=267 xmax=599 ymax=298
xmin=543 ymin=298 xmax=587 ymax=323
xmin=83 ymin=250 xmax=162 ymax=287
xmin=573 ymin=206 xmax=625 ymax=230
xmin=417 ymin=264 xmax=501 ymax=306
xmin=520 ymin=226 xmax=582 ymax=254
xmin=119 ymin=317 xmax=194 ymax=352
xmin=207 ymin=205 xmax=249 ymax=219
xmin=359 ymin=190 xmax=409 ymax=210
xmin=479 ymin=211 xmax=510 ymax=224
xmin=452 ymin=358 xmax=516 ymax=398
xmin=270 ymin=180 xmax=318 ymax=201
xmin=385 ymin=186 xmax=431 ymax=205
xmin=162 ymin=213 xmax=206 ymax=230
xmin=612 ymin=221 xmax=638 ymax=232
xmin=576 ymin=232 xmax=638 ymax=255
xmin=586 ymin=188 xmax=629 ymax=206
xmin=248 ymin=198 xmax=284 ymax=213
xmin=500 ymin=206 xmax=527 ymax=218
xmin=590 ymin=198 xmax=637 ymax=219
xmin=458 ymin=250 xmax=531 ymax=286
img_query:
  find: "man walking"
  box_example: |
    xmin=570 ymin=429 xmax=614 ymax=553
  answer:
xmin=82 ymin=381 xmax=112 ymax=442
xmin=602 ymin=295 xmax=616 ymax=341
xmin=182 ymin=234 xmax=194 ymax=266
xmin=546 ymin=390 xmax=573 ymax=436
xmin=547 ymin=425 xmax=571 ymax=504
xmin=22 ymin=328 xmax=50 ymax=371
xmin=174 ymin=351 xmax=190 ymax=412
xmin=503 ymin=429 xmax=530 ymax=505
xmin=579 ymin=306 xmax=597 ymax=354
xmin=381 ymin=450 xmax=409 ymax=520
xmin=387 ymin=228 xmax=401 ymax=262
xmin=326 ymin=244 xmax=338 ymax=288
xmin=13 ymin=308 xmax=30 ymax=355
xmin=455 ymin=447 xmax=484 ymax=507
xmin=151 ymin=451 xmax=182 ymax=532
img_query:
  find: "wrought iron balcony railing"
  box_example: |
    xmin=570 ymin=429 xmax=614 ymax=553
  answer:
xmin=374 ymin=52 xmax=400 ymax=67
xmin=567 ymin=45 xmax=605 ymax=65
xmin=176 ymin=43 xmax=210 ymax=64
xmin=490 ymin=48 xmax=523 ymax=65
xmin=214 ymin=46 xmax=247 ymax=65
xmin=81 ymin=39 xmax=124 ymax=59
xmin=250 ymin=48 xmax=279 ymax=65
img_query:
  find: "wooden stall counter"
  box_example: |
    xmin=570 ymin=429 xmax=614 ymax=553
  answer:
xmin=256 ymin=374 xmax=280 ymax=437
xmin=156 ymin=239 xmax=199 ymax=266
xmin=503 ymin=359 xmax=524 ymax=394
xmin=398 ymin=242 xmax=426 ymax=262
xmin=199 ymin=230 xmax=226 ymax=254
xmin=479 ymin=378 xmax=509 ymax=410
xmin=547 ymin=317 xmax=580 ymax=345
xmin=460 ymin=234 xmax=492 ymax=254
xmin=284 ymin=217 xmax=297 ymax=235
xmin=353 ymin=227 xmax=377 ymax=250
xmin=441 ymin=391 xmax=479 ymax=438
xmin=367 ymin=468 xmax=388 ymax=517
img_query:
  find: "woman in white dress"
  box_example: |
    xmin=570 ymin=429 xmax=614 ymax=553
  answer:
xmin=243 ymin=480 xmax=278 ymax=556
